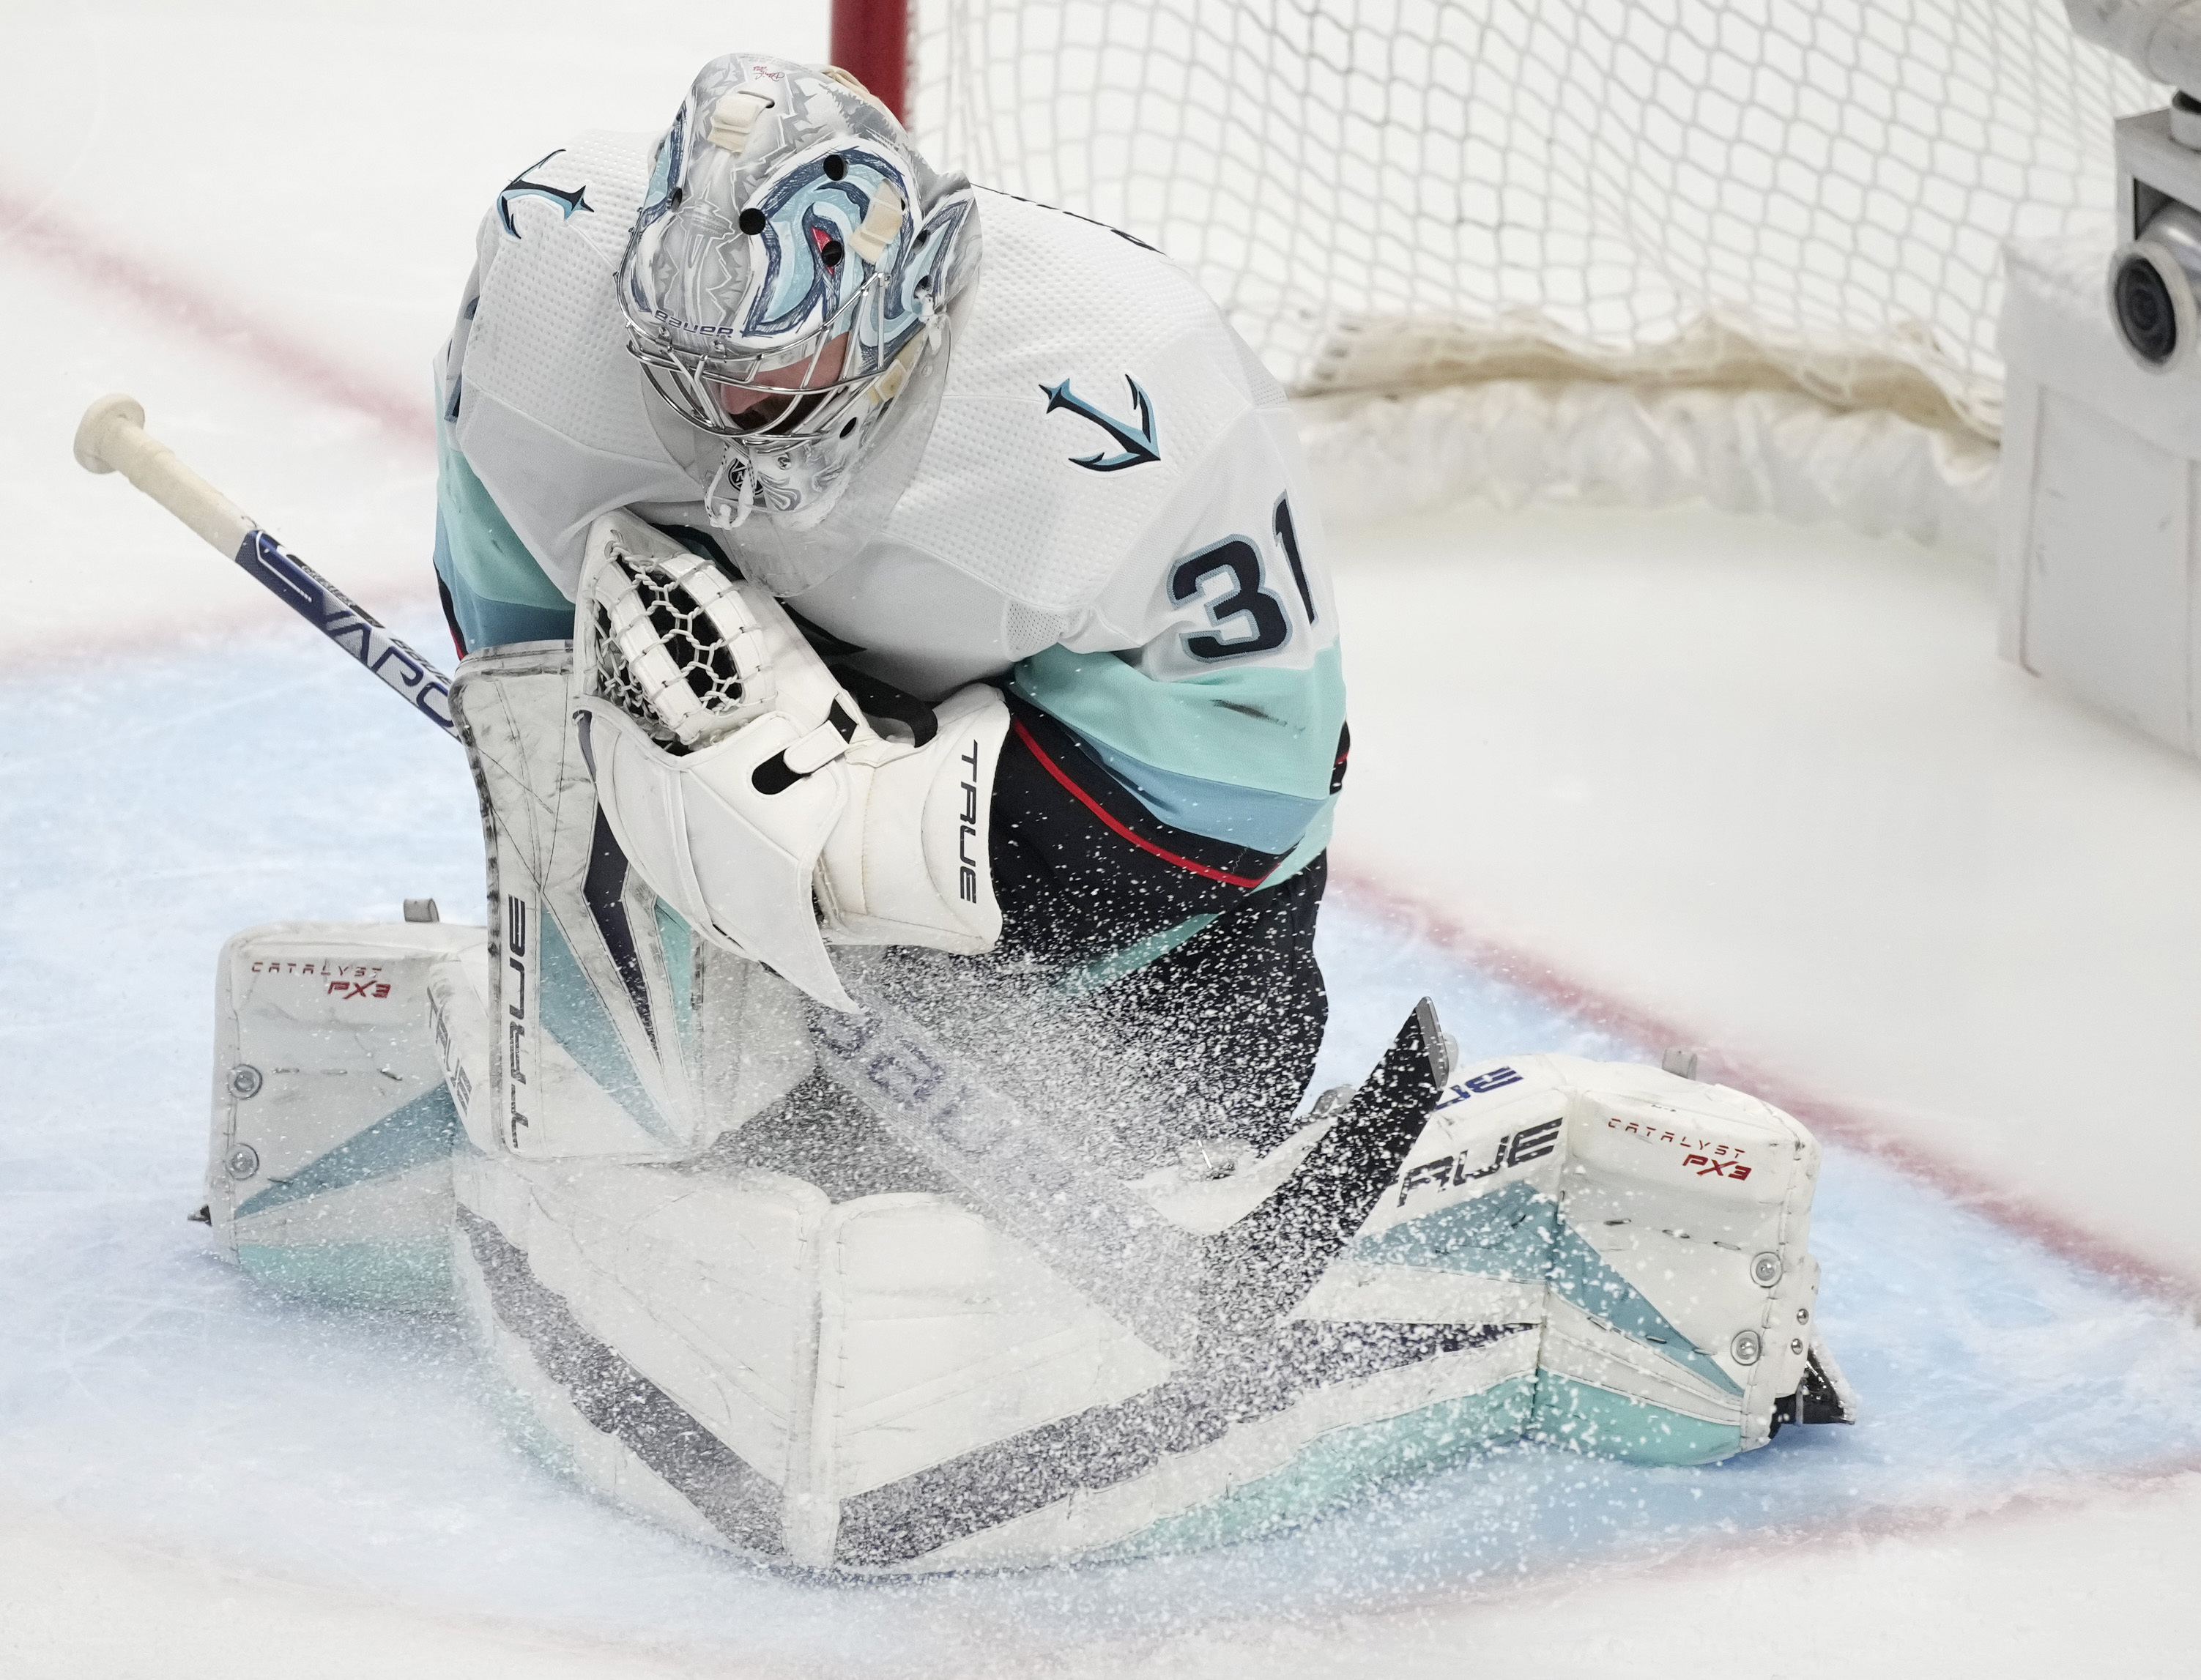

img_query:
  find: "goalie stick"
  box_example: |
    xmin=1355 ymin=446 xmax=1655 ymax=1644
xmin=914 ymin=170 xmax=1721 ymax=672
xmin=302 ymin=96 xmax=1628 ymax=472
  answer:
xmin=72 ymin=393 xmax=455 ymax=737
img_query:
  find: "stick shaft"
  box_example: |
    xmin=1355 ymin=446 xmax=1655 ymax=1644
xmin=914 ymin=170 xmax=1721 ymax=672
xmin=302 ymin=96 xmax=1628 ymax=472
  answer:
xmin=236 ymin=529 xmax=457 ymax=738
xmin=74 ymin=394 xmax=456 ymax=740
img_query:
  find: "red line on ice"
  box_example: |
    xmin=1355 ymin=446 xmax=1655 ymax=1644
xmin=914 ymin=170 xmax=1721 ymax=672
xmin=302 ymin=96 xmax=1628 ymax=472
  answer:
xmin=1370 ymin=1449 xmax=2201 ymax=1627
xmin=1333 ymin=863 xmax=2201 ymax=1307
xmin=0 ymin=183 xmax=428 ymax=445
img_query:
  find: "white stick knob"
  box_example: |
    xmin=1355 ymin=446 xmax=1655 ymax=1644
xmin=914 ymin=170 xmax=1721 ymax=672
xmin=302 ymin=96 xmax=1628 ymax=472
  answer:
xmin=73 ymin=393 xmax=256 ymax=557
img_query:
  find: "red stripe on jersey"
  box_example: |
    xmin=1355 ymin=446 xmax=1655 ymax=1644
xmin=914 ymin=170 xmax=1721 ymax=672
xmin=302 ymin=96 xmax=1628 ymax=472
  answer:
xmin=1009 ymin=716 xmax=1272 ymax=891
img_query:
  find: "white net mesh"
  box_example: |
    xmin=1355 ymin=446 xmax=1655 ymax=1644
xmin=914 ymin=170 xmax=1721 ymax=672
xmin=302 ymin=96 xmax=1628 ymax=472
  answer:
xmin=913 ymin=0 xmax=2154 ymax=439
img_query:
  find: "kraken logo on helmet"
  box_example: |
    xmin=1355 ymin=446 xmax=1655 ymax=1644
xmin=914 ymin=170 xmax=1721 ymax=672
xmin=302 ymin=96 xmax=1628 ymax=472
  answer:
xmin=618 ymin=54 xmax=981 ymax=530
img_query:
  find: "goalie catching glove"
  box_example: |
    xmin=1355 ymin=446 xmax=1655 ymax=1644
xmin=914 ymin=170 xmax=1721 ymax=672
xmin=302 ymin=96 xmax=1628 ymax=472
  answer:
xmin=572 ymin=510 xmax=1009 ymax=1011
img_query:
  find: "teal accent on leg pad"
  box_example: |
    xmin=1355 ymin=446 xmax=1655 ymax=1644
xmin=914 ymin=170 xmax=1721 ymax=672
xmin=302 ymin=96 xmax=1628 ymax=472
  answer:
xmin=234 ymin=1085 xmax=461 ymax=1221
xmin=1354 ymin=1181 xmax=1742 ymax=1398
xmin=1105 ymin=1375 xmax=1537 ymax=1558
xmin=536 ymin=909 xmax=678 ymax=1145
xmin=236 ymin=1239 xmax=455 ymax=1313
xmin=1528 ymin=1372 xmax=1744 ymax=1465
xmin=654 ymin=902 xmax=697 ymax=1055
xmin=1354 ymin=1175 xmax=1557 ymax=1279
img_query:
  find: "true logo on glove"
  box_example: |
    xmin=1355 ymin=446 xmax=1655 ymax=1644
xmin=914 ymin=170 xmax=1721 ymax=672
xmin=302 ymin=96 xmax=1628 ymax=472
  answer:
xmin=958 ymin=738 xmax=981 ymax=904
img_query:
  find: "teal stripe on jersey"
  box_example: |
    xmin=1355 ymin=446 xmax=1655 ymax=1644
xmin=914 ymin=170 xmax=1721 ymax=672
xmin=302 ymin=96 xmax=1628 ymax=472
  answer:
xmin=1076 ymin=732 xmax=1331 ymax=852
xmin=434 ymin=510 xmax=578 ymax=648
xmin=433 ymin=422 xmax=574 ymax=649
xmin=1263 ymin=798 xmax=1335 ymax=888
xmin=1009 ymin=643 xmax=1346 ymax=850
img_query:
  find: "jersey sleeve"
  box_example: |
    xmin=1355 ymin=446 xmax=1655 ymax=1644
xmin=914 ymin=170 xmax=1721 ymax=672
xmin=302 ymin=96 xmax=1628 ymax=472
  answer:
xmin=433 ymin=417 xmax=578 ymax=653
xmin=433 ymin=448 xmax=578 ymax=651
xmin=428 ymin=238 xmax=580 ymax=653
xmin=990 ymin=402 xmax=1348 ymax=976
xmin=429 ymin=133 xmax=697 ymax=650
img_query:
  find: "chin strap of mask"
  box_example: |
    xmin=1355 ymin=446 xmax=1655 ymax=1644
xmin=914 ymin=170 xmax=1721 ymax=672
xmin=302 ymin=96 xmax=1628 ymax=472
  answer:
xmin=704 ymin=442 xmax=757 ymax=530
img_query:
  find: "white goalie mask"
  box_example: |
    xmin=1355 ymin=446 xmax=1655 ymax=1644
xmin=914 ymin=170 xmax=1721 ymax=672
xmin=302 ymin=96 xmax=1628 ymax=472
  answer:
xmin=619 ymin=53 xmax=980 ymax=538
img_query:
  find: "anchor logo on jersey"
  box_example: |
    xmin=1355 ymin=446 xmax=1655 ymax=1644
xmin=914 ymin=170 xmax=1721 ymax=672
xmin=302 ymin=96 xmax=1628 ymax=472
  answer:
xmin=497 ymin=150 xmax=593 ymax=239
xmin=1041 ymin=376 xmax=1161 ymax=471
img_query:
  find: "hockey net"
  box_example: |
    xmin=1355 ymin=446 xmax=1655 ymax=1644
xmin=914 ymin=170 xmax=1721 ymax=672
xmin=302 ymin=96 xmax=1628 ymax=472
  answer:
xmin=910 ymin=0 xmax=2153 ymax=551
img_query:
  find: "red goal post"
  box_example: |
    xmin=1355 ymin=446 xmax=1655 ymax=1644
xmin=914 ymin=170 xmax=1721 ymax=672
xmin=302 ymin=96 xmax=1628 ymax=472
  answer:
xmin=832 ymin=0 xmax=911 ymax=122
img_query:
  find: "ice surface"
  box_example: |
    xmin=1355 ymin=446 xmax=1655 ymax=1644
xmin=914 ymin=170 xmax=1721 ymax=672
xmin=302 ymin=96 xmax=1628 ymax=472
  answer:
xmin=5 ymin=627 xmax=2201 ymax=1673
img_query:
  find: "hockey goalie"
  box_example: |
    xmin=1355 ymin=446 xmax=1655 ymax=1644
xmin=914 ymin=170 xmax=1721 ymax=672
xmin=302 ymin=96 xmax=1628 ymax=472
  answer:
xmin=196 ymin=52 xmax=1853 ymax=1572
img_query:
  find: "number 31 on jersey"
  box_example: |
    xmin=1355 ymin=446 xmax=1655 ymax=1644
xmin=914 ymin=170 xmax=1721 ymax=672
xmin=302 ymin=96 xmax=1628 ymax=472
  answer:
xmin=1168 ymin=495 xmax=1321 ymax=662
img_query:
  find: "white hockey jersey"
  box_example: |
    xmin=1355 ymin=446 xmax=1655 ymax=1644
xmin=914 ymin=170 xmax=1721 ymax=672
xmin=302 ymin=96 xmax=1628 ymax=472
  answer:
xmin=436 ymin=132 xmax=1344 ymax=860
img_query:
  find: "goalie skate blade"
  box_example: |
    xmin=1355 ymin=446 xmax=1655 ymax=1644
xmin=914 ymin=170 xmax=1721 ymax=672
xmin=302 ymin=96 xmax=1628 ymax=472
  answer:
xmin=1770 ymin=1341 xmax=1860 ymax=1433
xmin=1201 ymin=997 xmax=1447 ymax=1342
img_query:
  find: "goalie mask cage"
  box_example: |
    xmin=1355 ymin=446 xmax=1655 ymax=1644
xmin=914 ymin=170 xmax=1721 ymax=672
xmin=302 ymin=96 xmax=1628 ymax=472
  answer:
xmin=850 ymin=1 xmax=2155 ymax=551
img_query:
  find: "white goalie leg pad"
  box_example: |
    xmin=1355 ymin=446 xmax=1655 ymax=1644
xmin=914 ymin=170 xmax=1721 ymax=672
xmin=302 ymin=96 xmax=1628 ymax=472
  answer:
xmin=208 ymin=919 xmax=485 ymax=1310
xmin=817 ymin=683 xmax=1009 ymax=953
xmin=1531 ymin=1060 xmax=1825 ymax=1457
xmin=1341 ymin=1055 xmax=1827 ymax=1462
